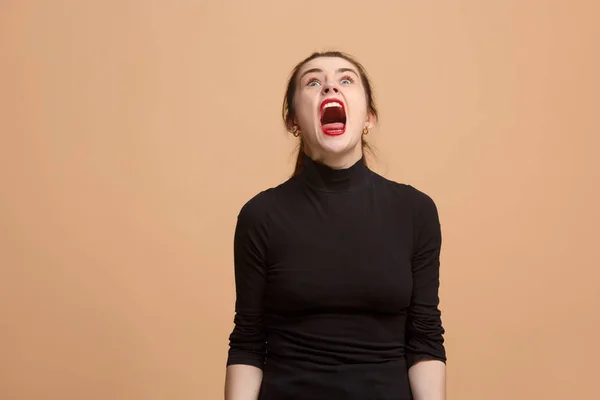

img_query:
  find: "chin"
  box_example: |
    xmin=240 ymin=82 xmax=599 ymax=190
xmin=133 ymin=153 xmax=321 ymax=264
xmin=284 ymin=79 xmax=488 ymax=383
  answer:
xmin=317 ymin=136 xmax=359 ymax=155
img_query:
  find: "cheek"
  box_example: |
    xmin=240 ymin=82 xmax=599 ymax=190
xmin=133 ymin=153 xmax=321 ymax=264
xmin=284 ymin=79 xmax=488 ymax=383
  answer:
xmin=294 ymin=94 xmax=317 ymax=121
xmin=348 ymin=99 xmax=369 ymax=123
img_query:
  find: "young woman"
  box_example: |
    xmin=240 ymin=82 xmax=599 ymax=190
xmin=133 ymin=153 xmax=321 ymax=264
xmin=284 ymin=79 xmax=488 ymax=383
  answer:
xmin=224 ymin=51 xmax=447 ymax=400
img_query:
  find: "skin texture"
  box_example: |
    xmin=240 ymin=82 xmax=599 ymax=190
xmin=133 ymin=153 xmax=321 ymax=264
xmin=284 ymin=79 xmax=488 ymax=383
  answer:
xmin=292 ymin=56 xmax=375 ymax=169
xmin=409 ymin=359 xmax=447 ymax=400
xmin=224 ymin=365 xmax=262 ymax=400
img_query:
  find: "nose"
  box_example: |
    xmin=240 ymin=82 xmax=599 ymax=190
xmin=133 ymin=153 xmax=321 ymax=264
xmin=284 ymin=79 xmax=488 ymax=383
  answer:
xmin=321 ymin=80 xmax=340 ymax=95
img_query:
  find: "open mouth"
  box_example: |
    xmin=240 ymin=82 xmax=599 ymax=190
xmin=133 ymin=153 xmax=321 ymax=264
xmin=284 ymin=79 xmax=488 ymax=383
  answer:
xmin=320 ymin=99 xmax=346 ymax=136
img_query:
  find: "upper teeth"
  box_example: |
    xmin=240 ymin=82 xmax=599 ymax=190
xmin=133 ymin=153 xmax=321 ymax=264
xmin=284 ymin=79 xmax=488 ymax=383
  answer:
xmin=324 ymin=102 xmax=342 ymax=109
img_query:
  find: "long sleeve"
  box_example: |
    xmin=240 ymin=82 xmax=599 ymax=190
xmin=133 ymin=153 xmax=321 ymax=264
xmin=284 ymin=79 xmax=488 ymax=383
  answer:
xmin=406 ymin=190 xmax=447 ymax=368
xmin=226 ymin=196 xmax=270 ymax=369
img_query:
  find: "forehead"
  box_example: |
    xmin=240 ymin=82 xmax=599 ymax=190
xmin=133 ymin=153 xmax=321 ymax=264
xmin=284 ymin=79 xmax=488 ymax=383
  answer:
xmin=297 ymin=56 xmax=359 ymax=77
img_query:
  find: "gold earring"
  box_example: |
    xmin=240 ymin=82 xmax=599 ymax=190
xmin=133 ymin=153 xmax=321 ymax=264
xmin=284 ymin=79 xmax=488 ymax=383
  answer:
xmin=291 ymin=126 xmax=300 ymax=137
xmin=363 ymin=126 xmax=370 ymax=135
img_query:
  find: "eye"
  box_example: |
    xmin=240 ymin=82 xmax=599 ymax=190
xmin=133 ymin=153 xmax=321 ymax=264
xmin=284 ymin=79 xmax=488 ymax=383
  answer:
xmin=340 ymin=75 xmax=355 ymax=85
xmin=306 ymin=78 xmax=321 ymax=87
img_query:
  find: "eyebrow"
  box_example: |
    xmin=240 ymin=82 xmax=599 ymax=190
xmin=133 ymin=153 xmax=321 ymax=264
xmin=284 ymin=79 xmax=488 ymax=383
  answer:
xmin=299 ymin=67 xmax=359 ymax=80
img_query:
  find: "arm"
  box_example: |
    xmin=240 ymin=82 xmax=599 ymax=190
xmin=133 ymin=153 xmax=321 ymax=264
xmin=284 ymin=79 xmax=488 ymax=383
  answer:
xmin=408 ymin=360 xmax=446 ymax=400
xmin=224 ymin=365 xmax=263 ymax=400
xmin=406 ymin=190 xmax=447 ymax=400
xmin=224 ymin=199 xmax=269 ymax=400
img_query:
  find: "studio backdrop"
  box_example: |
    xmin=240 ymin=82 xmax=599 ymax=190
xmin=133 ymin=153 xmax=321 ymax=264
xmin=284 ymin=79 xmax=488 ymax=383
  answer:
xmin=1 ymin=1 xmax=599 ymax=399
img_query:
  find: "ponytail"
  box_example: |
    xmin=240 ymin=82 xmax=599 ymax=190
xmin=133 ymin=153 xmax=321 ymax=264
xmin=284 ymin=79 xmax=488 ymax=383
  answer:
xmin=291 ymin=138 xmax=306 ymax=177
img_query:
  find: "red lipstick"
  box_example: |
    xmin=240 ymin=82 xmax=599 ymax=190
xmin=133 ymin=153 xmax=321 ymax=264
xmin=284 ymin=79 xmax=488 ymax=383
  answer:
xmin=319 ymin=98 xmax=346 ymax=136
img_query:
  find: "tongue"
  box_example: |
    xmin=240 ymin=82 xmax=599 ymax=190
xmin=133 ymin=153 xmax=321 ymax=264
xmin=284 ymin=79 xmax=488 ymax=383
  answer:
xmin=321 ymin=122 xmax=345 ymax=132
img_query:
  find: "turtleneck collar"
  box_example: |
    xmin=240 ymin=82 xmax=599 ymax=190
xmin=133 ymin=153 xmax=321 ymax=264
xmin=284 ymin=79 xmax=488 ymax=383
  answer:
xmin=300 ymin=153 xmax=371 ymax=193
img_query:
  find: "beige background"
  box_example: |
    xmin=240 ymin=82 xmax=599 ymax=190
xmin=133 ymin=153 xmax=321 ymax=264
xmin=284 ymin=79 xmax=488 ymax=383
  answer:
xmin=1 ymin=1 xmax=599 ymax=399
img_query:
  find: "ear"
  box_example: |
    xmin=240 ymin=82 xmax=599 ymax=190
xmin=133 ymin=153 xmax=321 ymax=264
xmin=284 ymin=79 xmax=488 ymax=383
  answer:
xmin=286 ymin=117 xmax=298 ymax=132
xmin=365 ymin=110 xmax=376 ymax=129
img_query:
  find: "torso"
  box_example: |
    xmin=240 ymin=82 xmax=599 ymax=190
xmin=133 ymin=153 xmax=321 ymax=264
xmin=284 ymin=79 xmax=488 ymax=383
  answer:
xmin=227 ymin=155 xmax=445 ymax=400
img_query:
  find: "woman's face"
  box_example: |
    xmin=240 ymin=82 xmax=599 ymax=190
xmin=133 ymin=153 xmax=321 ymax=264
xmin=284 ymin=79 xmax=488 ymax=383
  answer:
xmin=293 ymin=56 xmax=374 ymax=166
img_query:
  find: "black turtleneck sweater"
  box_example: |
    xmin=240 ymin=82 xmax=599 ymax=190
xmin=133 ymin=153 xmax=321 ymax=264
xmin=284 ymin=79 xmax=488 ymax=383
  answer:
xmin=226 ymin=155 xmax=446 ymax=400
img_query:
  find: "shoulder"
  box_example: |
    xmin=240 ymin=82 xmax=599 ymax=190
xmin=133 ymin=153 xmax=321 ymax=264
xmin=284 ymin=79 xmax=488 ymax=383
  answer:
xmin=237 ymin=188 xmax=274 ymax=227
xmin=371 ymin=173 xmax=437 ymax=208
xmin=370 ymin=172 xmax=439 ymax=219
xmin=406 ymin=185 xmax=439 ymax=217
xmin=236 ymin=177 xmax=298 ymax=227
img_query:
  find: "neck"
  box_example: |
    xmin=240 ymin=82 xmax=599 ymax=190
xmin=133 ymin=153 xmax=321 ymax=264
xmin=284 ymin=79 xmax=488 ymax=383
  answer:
xmin=299 ymin=151 xmax=370 ymax=193
xmin=303 ymin=145 xmax=364 ymax=170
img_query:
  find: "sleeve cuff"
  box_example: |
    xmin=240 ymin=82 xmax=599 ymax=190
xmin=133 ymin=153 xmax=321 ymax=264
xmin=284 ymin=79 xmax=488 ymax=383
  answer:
xmin=407 ymin=352 xmax=447 ymax=369
xmin=226 ymin=353 xmax=266 ymax=369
